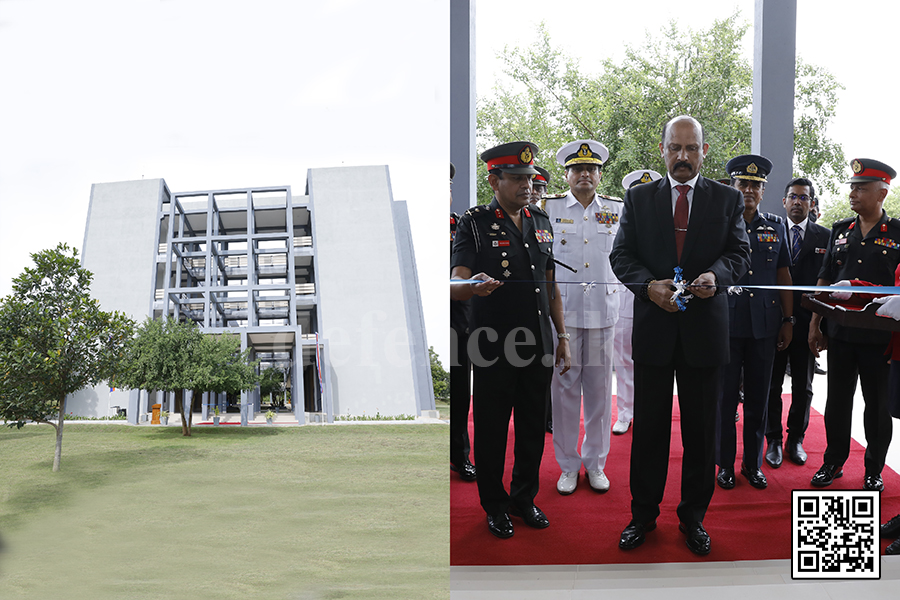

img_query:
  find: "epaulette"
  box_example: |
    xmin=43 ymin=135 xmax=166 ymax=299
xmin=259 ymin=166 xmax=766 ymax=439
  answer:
xmin=598 ymin=193 xmax=623 ymax=203
xmin=528 ymin=204 xmax=548 ymax=217
xmin=543 ymin=192 xmax=567 ymax=200
xmin=761 ymin=212 xmax=784 ymax=224
xmin=451 ymin=211 xmax=460 ymax=220
xmin=832 ymin=216 xmax=855 ymax=228
xmin=465 ymin=205 xmax=490 ymax=218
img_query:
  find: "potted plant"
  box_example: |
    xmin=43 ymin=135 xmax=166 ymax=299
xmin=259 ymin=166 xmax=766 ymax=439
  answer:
xmin=213 ymin=406 xmax=220 ymax=426
xmin=160 ymin=410 xmax=169 ymax=426
xmin=265 ymin=410 xmax=275 ymax=425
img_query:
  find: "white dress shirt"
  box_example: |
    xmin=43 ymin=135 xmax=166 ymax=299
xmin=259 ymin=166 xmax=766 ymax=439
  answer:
xmin=667 ymin=172 xmax=701 ymax=217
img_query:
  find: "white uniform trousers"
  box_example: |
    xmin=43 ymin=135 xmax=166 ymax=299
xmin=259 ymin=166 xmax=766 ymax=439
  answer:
xmin=551 ymin=325 xmax=614 ymax=473
xmin=613 ymin=316 xmax=634 ymax=424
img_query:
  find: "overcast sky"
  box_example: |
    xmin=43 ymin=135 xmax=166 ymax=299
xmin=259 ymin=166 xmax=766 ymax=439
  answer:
xmin=0 ymin=0 xmax=448 ymax=362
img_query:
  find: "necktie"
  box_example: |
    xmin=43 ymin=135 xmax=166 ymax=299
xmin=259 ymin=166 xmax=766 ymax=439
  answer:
xmin=791 ymin=225 xmax=802 ymax=264
xmin=674 ymin=185 xmax=690 ymax=262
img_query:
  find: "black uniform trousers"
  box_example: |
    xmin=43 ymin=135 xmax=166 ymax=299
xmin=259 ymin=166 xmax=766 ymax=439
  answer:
xmin=473 ymin=349 xmax=551 ymax=516
xmin=631 ymin=335 xmax=720 ymax=526
xmin=824 ymin=338 xmax=893 ymax=475
xmin=766 ymin=319 xmax=814 ymax=444
xmin=450 ymin=327 xmax=472 ymax=468
xmin=718 ymin=335 xmax=777 ymax=470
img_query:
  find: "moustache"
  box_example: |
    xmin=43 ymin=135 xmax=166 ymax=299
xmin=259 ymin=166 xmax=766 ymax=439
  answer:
xmin=673 ymin=161 xmax=693 ymax=171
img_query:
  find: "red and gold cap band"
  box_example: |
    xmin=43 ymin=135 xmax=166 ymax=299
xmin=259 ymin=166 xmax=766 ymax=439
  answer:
xmin=851 ymin=159 xmax=892 ymax=183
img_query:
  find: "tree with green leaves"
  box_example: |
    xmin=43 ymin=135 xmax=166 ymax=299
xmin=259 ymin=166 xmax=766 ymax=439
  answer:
xmin=117 ymin=317 xmax=201 ymax=436
xmin=259 ymin=365 xmax=286 ymax=407
xmin=820 ymin=185 xmax=900 ymax=227
xmin=118 ymin=317 xmax=259 ymax=436
xmin=0 ymin=243 xmax=134 ymax=471
xmin=187 ymin=332 xmax=259 ymax=426
xmin=429 ymin=347 xmax=448 ymax=403
xmin=477 ymin=12 xmax=846 ymax=202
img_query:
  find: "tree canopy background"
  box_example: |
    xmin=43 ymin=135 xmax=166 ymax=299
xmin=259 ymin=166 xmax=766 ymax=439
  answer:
xmin=476 ymin=12 xmax=845 ymax=204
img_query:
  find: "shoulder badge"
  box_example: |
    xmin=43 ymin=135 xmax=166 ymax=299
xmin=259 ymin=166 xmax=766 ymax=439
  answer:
xmin=761 ymin=211 xmax=784 ymax=224
xmin=598 ymin=193 xmax=623 ymax=203
xmin=529 ymin=204 xmax=548 ymax=217
xmin=544 ymin=192 xmax=567 ymax=200
xmin=833 ymin=216 xmax=854 ymax=228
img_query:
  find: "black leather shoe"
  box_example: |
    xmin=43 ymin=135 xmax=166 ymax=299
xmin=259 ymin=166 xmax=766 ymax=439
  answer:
xmin=765 ymin=440 xmax=783 ymax=468
xmin=716 ymin=466 xmax=735 ymax=489
xmin=741 ymin=464 xmax=768 ymax=489
xmin=882 ymin=514 xmax=900 ymax=538
xmin=864 ymin=474 xmax=884 ymax=492
xmin=887 ymin=538 xmax=900 ymax=555
xmin=510 ymin=504 xmax=550 ymax=529
xmin=619 ymin=519 xmax=656 ymax=550
xmin=450 ymin=460 xmax=477 ymax=482
xmin=679 ymin=521 xmax=711 ymax=556
xmin=486 ymin=512 xmax=514 ymax=539
xmin=786 ymin=439 xmax=807 ymax=465
xmin=811 ymin=464 xmax=843 ymax=487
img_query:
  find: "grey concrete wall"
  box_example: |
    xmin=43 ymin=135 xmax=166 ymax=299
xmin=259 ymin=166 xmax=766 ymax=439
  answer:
xmin=450 ymin=0 xmax=476 ymax=215
xmin=752 ymin=0 xmax=797 ymax=215
xmin=391 ymin=199 xmax=435 ymax=414
xmin=70 ymin=179 xmax=163 ymax=418
xmin=307 ymin=165 xmax=421 ymax=418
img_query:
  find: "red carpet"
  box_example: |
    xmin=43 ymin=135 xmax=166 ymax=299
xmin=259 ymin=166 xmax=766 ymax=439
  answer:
xmin=450 ymin=395 xmax=900 ymax=565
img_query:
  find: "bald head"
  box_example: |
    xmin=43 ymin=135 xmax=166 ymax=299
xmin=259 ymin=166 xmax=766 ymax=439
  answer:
xmin=659 ymin=115 xmax=709 ymax=184
xmin=662 ymin=115 xmax=704 ymax=147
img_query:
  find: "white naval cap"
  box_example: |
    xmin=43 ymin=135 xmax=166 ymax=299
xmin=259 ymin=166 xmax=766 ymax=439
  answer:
xmin=621 ymin=169 xmax=663 ymax=191
xmin=556 ymin=139 xmax=609 ymax=168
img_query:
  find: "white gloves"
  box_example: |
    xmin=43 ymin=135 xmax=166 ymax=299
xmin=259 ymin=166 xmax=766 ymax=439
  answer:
xmin=874 ymin=296 xmax=900 ymax=321
xmin=828 ymin=280 xmax=854 ymax=301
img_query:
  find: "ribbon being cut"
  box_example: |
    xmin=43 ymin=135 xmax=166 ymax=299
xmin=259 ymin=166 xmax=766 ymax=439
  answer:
xmin=450 ymin=269 xmax=900 ymax=331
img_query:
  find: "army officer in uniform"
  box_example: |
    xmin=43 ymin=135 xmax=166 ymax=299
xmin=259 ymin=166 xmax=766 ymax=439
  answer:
xmin=810 ymin=158 xmax=900 ymax=492
xmin=451 ymin=141 xmax=571 ymax=539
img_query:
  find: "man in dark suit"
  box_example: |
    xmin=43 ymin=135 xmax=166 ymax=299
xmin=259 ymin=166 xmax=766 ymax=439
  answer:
xmin=610 ymin=115 xmax=750 ymax=556
xmin=765 ymin=178 xmax=830 ymax=468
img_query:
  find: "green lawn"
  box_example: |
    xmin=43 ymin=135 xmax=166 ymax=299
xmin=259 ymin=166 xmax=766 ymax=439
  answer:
xmin=0 ymin=423 xmax=448 ymax=599
xmin=435 ymin=399 xmax=450 ymax=420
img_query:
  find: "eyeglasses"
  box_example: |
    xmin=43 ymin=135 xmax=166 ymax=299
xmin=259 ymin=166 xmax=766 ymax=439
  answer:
xmin=787 ymin=193 xmax=811 ymax=202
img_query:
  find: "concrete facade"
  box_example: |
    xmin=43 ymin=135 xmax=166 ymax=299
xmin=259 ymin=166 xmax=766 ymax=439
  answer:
xmin=69 ymin=166 xmax=433 ymax=424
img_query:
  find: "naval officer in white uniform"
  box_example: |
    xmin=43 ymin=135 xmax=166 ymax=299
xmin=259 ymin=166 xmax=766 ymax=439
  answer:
xmin=544 ymin=139 xmax=621 ymax=494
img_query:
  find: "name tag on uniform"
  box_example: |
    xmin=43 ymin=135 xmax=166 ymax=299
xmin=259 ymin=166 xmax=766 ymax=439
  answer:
xmin=757 ymin=232 xmax=779 ymax=243
xmin=875 ymin=238 xmax=900 ymax=250
xmin=815 ymin=247 xmax=827 ymax=254
xmin=535 ymin=230 xmax=553 ymax=243
xmin=556 ymin=218 xmax=574 ymax=224
xmin=835 ymin=238 xmax=848 ymax=245
xmin=492 ymin=240 xmax=510 ymax=247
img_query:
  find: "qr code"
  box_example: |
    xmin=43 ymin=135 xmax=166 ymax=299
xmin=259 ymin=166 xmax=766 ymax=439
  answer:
xmin=792 ymin=490 xmax=880 ymax=579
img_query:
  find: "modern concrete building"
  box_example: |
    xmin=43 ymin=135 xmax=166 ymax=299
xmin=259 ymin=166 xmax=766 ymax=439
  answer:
xmin=70 ymin=166 xmax=434 ymax=425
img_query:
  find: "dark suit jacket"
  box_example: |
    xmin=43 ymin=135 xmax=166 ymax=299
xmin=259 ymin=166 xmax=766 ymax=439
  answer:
xmin=787 ymin=219 xmax=830 ymax=327
xmin=609 ymin=176 xmax=750 ymax=367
